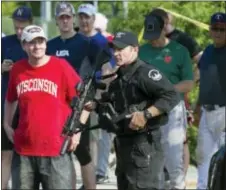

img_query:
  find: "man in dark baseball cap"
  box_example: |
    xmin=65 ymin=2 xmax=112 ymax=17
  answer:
xmin=2 ymin=5 xmax=33 ymax=189
xmin=210 ymin=12 xmax=226 ymax=25
xmin=12 ymin=6 xmax=33 ymax=21
xmin=107 ymin=31 xmax=140 ymax=67
xmin=140 ymin=11 xmax=193 ymax=190
xmin=11 ymin=6 xmax=33 ymax=39
xmin=55 ymin=2 xmax=75 ymax=17
xmin=54 ymin=2 xmax=76 ymax=36
xmin=109 ymin=31 xmax=139 ymax=49
xmin=101 ymin=31 xmax=180 ymax=190
xmin=143 ymin=14 xmax=164 ymax=41
xmin=209 ymin=12 xmax=226 ymax=47
xmin=196 ymin=12 xmax=226 ymax=189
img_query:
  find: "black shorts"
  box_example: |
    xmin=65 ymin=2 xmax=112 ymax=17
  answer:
xmin=2 ymin=108 xmax=19 ymax=151
xmin=74 ymin=129 xmax=92 ymax=166
xmin=74 ymin=114 xmax=98 ymax=166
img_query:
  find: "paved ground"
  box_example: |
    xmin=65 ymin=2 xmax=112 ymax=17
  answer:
xmin=75 ymin=159 xmax=198 ymax=190
xmin=8 ymin=157 xmax=198 ymax=189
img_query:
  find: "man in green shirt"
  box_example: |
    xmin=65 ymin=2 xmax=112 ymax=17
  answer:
xmin=139 ymin=13 xmax=194 ymax=189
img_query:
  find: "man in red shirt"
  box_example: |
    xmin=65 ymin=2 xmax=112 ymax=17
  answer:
xmin=3 ymin=25 xmax=81 ymax=189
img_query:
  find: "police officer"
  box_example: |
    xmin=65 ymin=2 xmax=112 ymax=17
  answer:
xmin=99 ymin=31 xmax=180 ymax=190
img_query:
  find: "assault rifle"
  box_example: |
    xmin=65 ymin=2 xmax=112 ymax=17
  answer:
xmin=60 ymin=46 xmax=111 ymax=155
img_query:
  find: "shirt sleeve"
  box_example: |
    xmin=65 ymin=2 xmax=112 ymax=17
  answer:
xmin=179 ymin=33 xmax=202 ymax=58
xmin=197 ymin=46 xmax=210 ymax=70
xmin=62 ymin=59 xmax=82 ymax=103
xmin=138 ymin=66 xmax=180 ymax=113
xmin=6 ymin=65 xmax=18 ymax=102
xmin=179 ymin=48 xmax=194 ymax=81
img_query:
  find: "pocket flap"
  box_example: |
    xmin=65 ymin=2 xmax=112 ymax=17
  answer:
xmin=133 ymin=157 xmax=150 ymax=168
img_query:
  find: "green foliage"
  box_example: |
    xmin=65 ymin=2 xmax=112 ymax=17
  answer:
xmin=2 ymin=2 xmax=19 ymax=16
xmin=187 ymin=126 xmax=198 ymax=164
xmin=108 ymin=1 xmax=224 ymax=48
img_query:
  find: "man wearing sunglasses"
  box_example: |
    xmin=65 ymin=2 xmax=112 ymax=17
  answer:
xmin=195 ymin=12 xmax=226 ymax=189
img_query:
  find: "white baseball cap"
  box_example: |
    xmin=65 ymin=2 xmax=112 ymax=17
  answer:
xmin=77 ymin=4 xmax=96 ymax=16
xmin=21 ymin=25 xmax=47 ymax=42
xmin=94 ymin=12 xmax=108 ymax=32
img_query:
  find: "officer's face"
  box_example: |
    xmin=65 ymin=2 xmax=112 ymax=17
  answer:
xmin=113 ymin=46 xmax=138 ymax=66
xmin=56 ymin=14 xmax=74 ymax=33
xmin=78 ymin=13 xmax=95 ymax=34
xmin=210 ymin=24 xmax=226 ymax=46
xmin=13 ymin=19 xmax=31 ymax=40
xmin=23 ymin=37 xmax=46 ymax=59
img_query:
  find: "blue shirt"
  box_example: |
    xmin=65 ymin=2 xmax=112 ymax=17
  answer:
xmin=47 ymin=33 xmax=91 ymax=73
xmin=198 ymin=45 xmax=225 ymax=105
xmin=1 ymin=34 xmax=28 ymax=119
xmin=88 ymin=32 xmax=115 ymax=68
xmin=86 ymin=32 xmax=116 ymax=79
xmin=216 ymin=46 xmax=226 ymax=101
xmin=47 ymin=32 xmax=114 ymax=80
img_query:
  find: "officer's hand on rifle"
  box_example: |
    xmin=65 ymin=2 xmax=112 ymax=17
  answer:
xmin=127 ymin=111 xmax=147 ymax=130
xmin=67 ymin=133 xmax=81 ymax=152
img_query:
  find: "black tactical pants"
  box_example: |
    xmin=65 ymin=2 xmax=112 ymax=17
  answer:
xmin=114 ymin=129 xmax=164 ymax=190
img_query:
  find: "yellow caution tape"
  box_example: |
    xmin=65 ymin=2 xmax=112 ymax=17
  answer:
xmin=138 ymin=7 xmax=210 ymax=43
xmin=138 ymin=27 xmax=144 ymax=43
xmin=160 ymin=7 xmax=209 ymax=30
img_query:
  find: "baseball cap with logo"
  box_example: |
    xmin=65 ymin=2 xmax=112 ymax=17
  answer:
xmin=77 ymin=4 xmax=96 ymax=16
xmin=211 ymin=12 xmax=226 ymax=25
xmin=143 ymin=14 xmax=164 ymax=41
xmin=55 ymin=2 xmax=75 ymax=17
xmin=109 ymin=31 xmax=139 ymax=49
xmin=12 ymin=6 xmax=33 ymax=21
xmin=21 ymin=25 xmax=47 ymax=42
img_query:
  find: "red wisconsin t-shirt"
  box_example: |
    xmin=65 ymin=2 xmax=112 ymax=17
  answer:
xmin=6 ymin=56 xmax=81 ymax=156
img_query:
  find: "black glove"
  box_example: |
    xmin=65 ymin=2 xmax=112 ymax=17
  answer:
xmin=99 ymin=114 xmax=119 ymax=133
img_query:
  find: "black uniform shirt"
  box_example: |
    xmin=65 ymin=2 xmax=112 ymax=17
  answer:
xmin=107 ymin=59 xmax=180 ymax=134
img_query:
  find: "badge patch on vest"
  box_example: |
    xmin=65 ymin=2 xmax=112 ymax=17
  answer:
xmin=148 ymin=69 xmax=162 ymax=81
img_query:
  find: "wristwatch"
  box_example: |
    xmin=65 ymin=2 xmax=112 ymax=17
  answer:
xmin=143 ymin=109 xmax=153 ymax=121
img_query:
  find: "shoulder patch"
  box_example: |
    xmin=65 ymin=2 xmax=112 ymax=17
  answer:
xmin=148 ymin=69 xmax=162 ymax=81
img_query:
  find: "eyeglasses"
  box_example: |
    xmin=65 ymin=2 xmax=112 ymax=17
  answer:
xmin=211 ymin=27 xmax=226 ymax=32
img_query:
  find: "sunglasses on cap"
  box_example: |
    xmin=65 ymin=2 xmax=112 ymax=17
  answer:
xmin=211 ymin=27 xmax=226 ymax=32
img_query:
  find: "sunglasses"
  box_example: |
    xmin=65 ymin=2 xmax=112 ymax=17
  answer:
xmin=211 ymin=27 xmax=226 ymax=32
